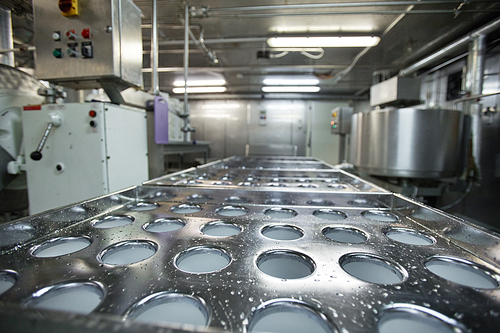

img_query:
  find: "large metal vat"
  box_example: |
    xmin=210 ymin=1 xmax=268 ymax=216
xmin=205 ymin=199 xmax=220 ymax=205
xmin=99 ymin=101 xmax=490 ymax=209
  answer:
xmin=350 ymin=108 xmax=469 ymax=178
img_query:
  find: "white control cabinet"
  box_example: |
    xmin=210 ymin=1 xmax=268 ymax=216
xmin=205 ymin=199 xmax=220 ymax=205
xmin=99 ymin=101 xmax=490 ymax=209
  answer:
xmin=23 ymin=102 xmax=148 ymax=214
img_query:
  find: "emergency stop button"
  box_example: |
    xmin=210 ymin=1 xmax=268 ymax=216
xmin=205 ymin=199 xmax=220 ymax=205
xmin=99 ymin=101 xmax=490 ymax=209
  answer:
xmin=58 ymin=0 xmax=79 ymax=16
xmin=81 ymin=28 xmax=90 ymax=39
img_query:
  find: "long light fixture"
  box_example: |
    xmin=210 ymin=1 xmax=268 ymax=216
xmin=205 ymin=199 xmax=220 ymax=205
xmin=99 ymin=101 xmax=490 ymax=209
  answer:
xmin=267 ymin=36 xmax=380 ymax=48
xmin=173 ymin=79 xmax=226 ymax=86
xmin=173 ymin=87 xmax=227 ymax=94
xmin=262 ymin=86 xmax=321 ymax=93
xmin=263 ymin=78 xmax=319 ymax=85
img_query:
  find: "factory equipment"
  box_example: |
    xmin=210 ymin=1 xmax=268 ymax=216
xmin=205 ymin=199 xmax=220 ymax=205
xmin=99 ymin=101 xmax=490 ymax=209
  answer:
xmin=330 ymin=107 xmax=353 ymax=163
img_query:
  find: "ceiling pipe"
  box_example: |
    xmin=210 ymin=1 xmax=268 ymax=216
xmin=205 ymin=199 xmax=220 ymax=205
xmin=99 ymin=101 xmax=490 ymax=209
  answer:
xmin=151 ymin=0 xmax=159 ymax=95
xmin=399 ymin=17 xmax=500 ymax=76
xmin=0 ymin=5 xmax=14 ymax=66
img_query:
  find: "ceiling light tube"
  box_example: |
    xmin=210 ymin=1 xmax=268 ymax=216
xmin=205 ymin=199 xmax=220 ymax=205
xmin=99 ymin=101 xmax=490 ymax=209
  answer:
xmin=173 ymin=87 xmax=228 ymax=94
xmin=267 ymin=36 xmax=380 ymax=48
xmin=262 ymin=86 xmax=321 ymax=93
xmin=263 ymin=78 xmax=320 ymax=85
xmin=173 ymin=79 xmax=226 ymax=86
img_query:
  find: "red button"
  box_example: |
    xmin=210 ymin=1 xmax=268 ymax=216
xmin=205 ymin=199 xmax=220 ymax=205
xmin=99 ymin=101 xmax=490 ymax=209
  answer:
xmin=81 ymin=28 xmax=90 ymax=39
xmin=89 ymin=110 xmax=97 ymax=117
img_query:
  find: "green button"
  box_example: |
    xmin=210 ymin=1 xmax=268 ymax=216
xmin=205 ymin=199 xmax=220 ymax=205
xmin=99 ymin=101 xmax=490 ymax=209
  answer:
xmin=53 ymin=49 xmax=62 ymax=58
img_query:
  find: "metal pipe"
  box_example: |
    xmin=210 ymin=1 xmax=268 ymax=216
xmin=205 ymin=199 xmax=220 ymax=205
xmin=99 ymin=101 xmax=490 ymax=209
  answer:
xmin=0 ymin=5 xmax=14 ymax=66
xmin=399 ymin=17 xmax=500 ymax=76
xmin=151 ymin=37 xmax=267 ymax=47
xmin=453 ymin=90 xmax=500 ymax=104
xmin=151 ymin=0 xmax=159 ymax=95
xmin=183 ymin=2 xmax=189 ymax=142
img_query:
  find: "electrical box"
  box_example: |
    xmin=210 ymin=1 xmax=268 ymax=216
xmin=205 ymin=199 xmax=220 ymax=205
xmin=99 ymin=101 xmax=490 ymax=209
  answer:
xmin=33 ymin=0 xmax=143 ymax=90
xmin=23 ymin=102 xmax=148 ymax=214
xmin=330 ymin=107 xmax=353 ymax=134
xmin=370 ymin=76 xmax=421 ymax=107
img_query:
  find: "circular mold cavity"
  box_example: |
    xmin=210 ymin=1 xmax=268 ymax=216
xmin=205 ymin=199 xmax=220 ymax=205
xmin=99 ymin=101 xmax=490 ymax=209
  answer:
xmin=138 ymin=189 xmax=175 ymax=201
xmin=143 ymin=218 xmax=186 ymax=233
xmin=323 ymin=227 xmax=367 ymax=244
xmin=296 ymin=178 xmax=311 ymax=183
xmin=92 ymin=215 xmax=134 ymax=229
xmin=171 ymin=203 xmax=202 ymax=214
xmin=25 ymin=281 xmax=104 ymax=315
xmin=386 ymin=228 xmax=434 ymax=246
xmin=247 ymin=299 xmax=337 ymax=333
xmin=313 ymin=209 xmax=347 ymax=221
xmin=186 ymin=194 xmax=213 ymax=203
xmin=220 ymin=176 xmax=233 ymax=181
xmin=0 ymin=270 xmax=17 ymax=296
xmin=261 ymin=225 xmax=304 ymax=241
xmin=245 ymin=176 xmax=258 ymax=181
xmin=266 ymin=183 xmax=288 ymax=187
xmin=201 ymin=221 xmax=242 ymax=237
xmin=340 ymin=253 xmax=407 ymax=285
xmin=425 ymin=257 xmax=499 ymax=289
xmin=98 ymin=240 xmax=157 ymax=265
xmin=187 ymin=180 xmax=203 ymax=185
xmin=225 ymin=196 xmax=252 ymax=204
xmin=328 ymin=184 xmax=348 ymax=190
xmin=216 ymin=205 xmax=249 ymax=217
xmin=264 ymin=208 xmax=298 ymax=219
xmin=257 ymin=250 xmax=315 ymax=279
xmin=175 ymin=246 xmax=231 ymax=274
xmin=0 ymin=223 xmax=34 ymax=247
xmin=306 ymin=199 xmax=334 ymax=206
xmin=127 ymin=202 xmax=159 ymax=212
xmin=125 ymin=292 xmax=210 ymax=327
xmin=211 ymin=181 xmax=232 ymax=186
xmin=362 ymin=210 xmax=399 ymax=222
xmin=297 ymin=184 xmax=319 ymax=188
xmin=238 ymin=182 xmax=254 ymax=186
xmin=378 ymin=304 xmax=467 ymax=333
xmin=31 ymin=236 xmax=91 ymax=258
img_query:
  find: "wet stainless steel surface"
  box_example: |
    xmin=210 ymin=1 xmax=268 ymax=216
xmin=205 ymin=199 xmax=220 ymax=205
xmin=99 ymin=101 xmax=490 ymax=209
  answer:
xmin=0 ymin=159 xmax=500 ymax=332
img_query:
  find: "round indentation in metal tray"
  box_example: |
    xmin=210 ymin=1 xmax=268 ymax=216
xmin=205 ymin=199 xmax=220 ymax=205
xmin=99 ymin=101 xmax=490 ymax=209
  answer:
xmin=0 ymin=223 xmax=34 ymax=247
xmin=187 ymin=180 xmax=203 ymax=185
xmin=385 ymin=228 xmax=435 ymax=246
xmin=247 ymin=299 xmax=337 ymax=333
xmin=340 ymin=253 xmax=407 ymax=285
xmin=31 ymin=236 xmax=91 ymax=257
xmin=171 ymin=203 xmax=202 ymax=214
xmin=125 ymin=292 xmax=210 ymax=327
xmin=264 ymin=208 xmax=298 ymax=219
xmin=225 ymin=195 xmax=252 ymax=204
xmin=186 ymin=194 xmax=213 ymax=203
xmin=143 ymin=218 xmax=186 ymax=233
xmin=238 ymin=182 xmax=255 ymax=186
xmin=378 ymin=304 xmax=467 ymax=333
xmin=323 ymin=227 xmax=367 ymax=244
xmin=261 ymin=225 xmax=304 ymax=241
xmin=92 ymin=215 xmax=135 ymax=229
xmin=306 ymin=199 xmax=335 ymax=206
xmin=138 ymin=189 xmax=175 ymax=201
xmin=220 ymin=176 xmax=233 ymax=181
xmin=201 ymin=221 xmax=242 ymax=237
xmin=0 ymin=270 xmax=17 ymax=296
xmin=257 ymin=250 xmax=315 ymax=279
xmin=313 ymin=209 xmax=347 ymax=221
xmin=127 ymin=202 xmax=159 ymax=212
xmin=216 ymin=205 xmax=249 ymax=217
xmin=328 ymin=184 xmax=348 ymax=190
xmin=362 ymin=210 xmax=399 ymax=222
xmin=266 ymin=183 xmax=288 ymax=187
xmin=424 ymin=256 xmax=499 ymax=289
xmin=296 ymin=178 xmax=311 ymax=183
xmin=298 ymin=184 xmax=319 ymax=188
xmin=175 ymin=246 xmax=231 ymax=274
xmin=24 ymin=281 xmax=104 ymax=315
xmin=211 ymin=181 xmax=232 ymax=186
xmin=98 ymin=240 xmax=157 ymax=265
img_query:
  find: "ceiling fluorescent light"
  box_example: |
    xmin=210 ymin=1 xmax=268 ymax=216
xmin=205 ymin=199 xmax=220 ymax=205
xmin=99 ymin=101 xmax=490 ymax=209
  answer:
xmin=263 ymin=78 xmax=319 ymax=85
xmin=173 ymin=79 xmax=226 ymax=87
xmin=173 ymin=87 xmax=227 ymax=94
xmin=262 ymin=86 xmax=321 ymax=93
xmin=267 ymin=36 xmax=380 ymax=48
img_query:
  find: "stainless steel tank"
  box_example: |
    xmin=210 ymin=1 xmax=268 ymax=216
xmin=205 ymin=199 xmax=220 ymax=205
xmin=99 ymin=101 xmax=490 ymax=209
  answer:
xmin=350 ymin=108 xmax=469 ymax=178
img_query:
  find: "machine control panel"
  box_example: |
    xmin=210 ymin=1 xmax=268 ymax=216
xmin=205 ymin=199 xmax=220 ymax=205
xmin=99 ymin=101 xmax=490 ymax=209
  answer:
xmin=330 ymin=107 xmax=353 ymax=135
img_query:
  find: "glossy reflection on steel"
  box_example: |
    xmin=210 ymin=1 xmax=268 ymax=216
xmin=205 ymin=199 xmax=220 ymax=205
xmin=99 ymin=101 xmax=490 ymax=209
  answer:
xmin=98 ymin=240 xmax=157 ymax=265
xmin=31 ymin=236 xmax=91 ymax=257
xmin=328 ymin=184 xmax=348 ymax=190
xmin=378 ymin=304 xmax=467 ymax=333
xmin=48 ymin=206 xmax=88 ymax=222
xmin=186 ymin=194 xmax=213 ymax=203
xmin=24 ymin=281 xmax=105 ymax=315
xmin=264 ymin=207 xmax=298 ymax=219
xmin=247 ymin=299 xmax=338 ymax=333
xmin=340 ymin=253 xmax=407 ymax=285
xmin=0 ymin=223 xmax=34 ymax=247
xmin=124 ymin=292 xmax=210 ymax=327
xmin=216 ymin=205 xmax=249 ymax=217
xmin=362 ymin=210 xmax=399 ymax=222
xmin=257 ymin=250 xmax=315 ymax=279
xmin=0 ymin=270 xmax=17 ymax=296
xmin=225 ymin=195 xmax=252 ymax=204
xmin=175 ymin=246 xmax=231 ymax=274
xmin=323 ymin=227 xmax=367 ymax=244
xmin=386 ymin=228 xmax=435 ymax=246
xmin=127 ymin=202 xmax=159 ymax=212
xmin=313 ymin=209 xmax=347 ymax=221
xmin=266 ymin=183 xmax=288 ymax=187
xmin=306 ymin=199 xmax=334 ymax=206
xmin=171 ymin=203 xmax=202 ymax=214
xmin=261 ymin=225 xmax=304 ymax=241
xmin=92 ymin=215 xmax=134 ymax=229
xmin=201 ymin=221 xmax=242 ymax=237
xmin=143 ymin=218 xmax=186 ymax=233
xmin=425 ymin=256 xmax=499 ymax=289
